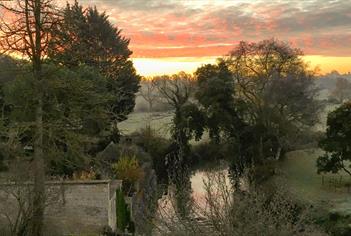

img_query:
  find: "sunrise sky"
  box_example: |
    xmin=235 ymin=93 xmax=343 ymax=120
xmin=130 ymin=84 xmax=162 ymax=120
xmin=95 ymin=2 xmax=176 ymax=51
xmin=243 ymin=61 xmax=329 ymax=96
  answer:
xmin=63 ymin=0 xmax=351 ymax=75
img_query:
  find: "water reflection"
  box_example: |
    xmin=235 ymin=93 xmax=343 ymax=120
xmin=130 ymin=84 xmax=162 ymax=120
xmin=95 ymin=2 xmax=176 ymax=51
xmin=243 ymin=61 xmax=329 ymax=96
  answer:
xmin=154 ymin=168 xmax=231 ymax=232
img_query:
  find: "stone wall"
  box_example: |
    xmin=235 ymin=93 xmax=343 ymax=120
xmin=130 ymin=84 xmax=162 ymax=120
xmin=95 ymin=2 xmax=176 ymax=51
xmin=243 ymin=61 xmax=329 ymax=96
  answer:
xmin=0 ymin=179 xmax=122 ymax=235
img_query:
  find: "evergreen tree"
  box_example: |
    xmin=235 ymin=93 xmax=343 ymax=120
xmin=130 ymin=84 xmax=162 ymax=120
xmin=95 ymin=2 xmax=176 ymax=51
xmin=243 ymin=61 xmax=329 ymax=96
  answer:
xmin=49 ymin=1 xmax=140 ymax=129
xmin=3 ymin=63 xmax=112 ymax=176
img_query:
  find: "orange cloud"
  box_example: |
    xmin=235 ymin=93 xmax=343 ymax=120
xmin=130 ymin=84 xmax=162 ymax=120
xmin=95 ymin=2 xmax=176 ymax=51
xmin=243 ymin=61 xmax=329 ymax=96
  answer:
xmin=45 ymin=1 xmax=351 ymax=73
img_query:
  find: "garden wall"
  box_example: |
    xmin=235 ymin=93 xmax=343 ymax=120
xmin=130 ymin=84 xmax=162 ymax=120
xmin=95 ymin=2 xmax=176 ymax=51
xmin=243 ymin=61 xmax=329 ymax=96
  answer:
xmin=0 ymin=179 xmax=122 ymax=235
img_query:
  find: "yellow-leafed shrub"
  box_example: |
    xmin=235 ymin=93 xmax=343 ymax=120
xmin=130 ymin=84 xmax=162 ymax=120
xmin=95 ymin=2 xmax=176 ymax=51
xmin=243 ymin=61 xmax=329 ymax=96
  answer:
xmin=113 ymin=155 xmax=144 ymax=194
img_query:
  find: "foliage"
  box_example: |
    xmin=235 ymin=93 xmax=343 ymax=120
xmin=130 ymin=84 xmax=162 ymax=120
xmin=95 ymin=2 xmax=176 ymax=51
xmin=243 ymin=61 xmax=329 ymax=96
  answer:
xmin=227 ymin=39 xmax=321 ymax=149
xmin=0 ymin=1 xmax=61 ymax=234
xmin=49 ymin=0 xmax=140 ymax=124
xmin=192 ymin=39 xmax=322 ymax=186
xmin=195 ymin=59 xmax=237 ymax=142
xmin=72 ymin=168 xmax=97 ymax=180
xmin=132 ymin=126 xmax=170 ymax=186
xmin=113 ymin=154 xmax=144 ymax=194
xmin=191 ymin=142 xmax=227 ymax=170
xmin=317 ymin=102 xmax=351 ymax=176
xmin=2 ymin=63 xmax=112 ymax=177
xmin=0 ymin=56 xmax=20 ymax=171
xmin=154 ymin=73 xmax=196 ymax=155
xmin=154 ymin=72 xmax=205 ymax=153
xmin=116 ymin=188 xmax=132 ymax=233
xmin=205 ymin=39 xmax=322 ymax=185
xmin=153 ymin=72 xmax=202 ymax=218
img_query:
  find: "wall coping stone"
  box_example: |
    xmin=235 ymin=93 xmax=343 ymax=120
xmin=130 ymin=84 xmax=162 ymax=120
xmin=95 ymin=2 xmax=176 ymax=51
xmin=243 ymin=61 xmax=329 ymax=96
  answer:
xmin=0 ymin=179 xmax=123 ymax=186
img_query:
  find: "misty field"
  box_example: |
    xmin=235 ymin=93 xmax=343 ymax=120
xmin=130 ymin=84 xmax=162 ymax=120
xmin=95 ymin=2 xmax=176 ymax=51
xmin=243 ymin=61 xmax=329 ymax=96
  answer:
xmin=119 ymin=112 xmax=173 ymax=137
xmin=278 ymin=149 xmax=351 ymax=215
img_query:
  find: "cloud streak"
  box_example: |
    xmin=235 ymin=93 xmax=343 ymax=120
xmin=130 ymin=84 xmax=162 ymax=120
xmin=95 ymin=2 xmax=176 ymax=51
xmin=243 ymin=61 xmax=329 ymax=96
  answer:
xmin=70 ymin=0 xmax=351 ymax=57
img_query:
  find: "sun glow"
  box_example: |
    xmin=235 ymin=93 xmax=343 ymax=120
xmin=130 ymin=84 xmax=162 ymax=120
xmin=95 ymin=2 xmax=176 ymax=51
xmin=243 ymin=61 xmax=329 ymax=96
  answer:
xmin=132 ymin=57 xmax=217 ymax=77
xmin=132 ymin=56 xmax=351 ymax=77
xmin=303 ymin=56 xmax=351 ymax=75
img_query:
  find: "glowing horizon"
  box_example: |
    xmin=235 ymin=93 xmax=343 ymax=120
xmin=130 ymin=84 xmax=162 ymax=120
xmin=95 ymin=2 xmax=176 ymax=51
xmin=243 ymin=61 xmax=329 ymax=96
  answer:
xmin=132 ymin=55 xmax=351 ymax=77
xmin=73 ymin=0 xmax=350 ymax=76
xmin=22 ymin=0 xmax=351 ymax=76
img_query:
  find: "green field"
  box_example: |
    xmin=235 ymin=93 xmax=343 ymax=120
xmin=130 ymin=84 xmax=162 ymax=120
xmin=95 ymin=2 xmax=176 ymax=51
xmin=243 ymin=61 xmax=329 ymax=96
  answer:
xmin=119 ymin=111 xmax=209 ymax=143
xmin=119 ymin=111 xmax=173 ymax=137
xmin=278 ymin=149 xmax=351 ymax=215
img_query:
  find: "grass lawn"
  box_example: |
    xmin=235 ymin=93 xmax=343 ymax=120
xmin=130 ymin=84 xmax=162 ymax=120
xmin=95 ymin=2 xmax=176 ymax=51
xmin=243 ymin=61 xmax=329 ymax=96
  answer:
xmin=278 ymin=148 xmax=351 ymax=215
xmin=118 ymin=111 xmax=173 ymax=137
xmin=119 ymin=111 xmax=210 ymax=143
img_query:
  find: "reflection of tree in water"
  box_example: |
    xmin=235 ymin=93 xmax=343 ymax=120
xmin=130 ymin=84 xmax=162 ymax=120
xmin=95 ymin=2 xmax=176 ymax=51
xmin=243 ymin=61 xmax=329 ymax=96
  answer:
xmin=166 ymin=142 xmax=193 ymax=219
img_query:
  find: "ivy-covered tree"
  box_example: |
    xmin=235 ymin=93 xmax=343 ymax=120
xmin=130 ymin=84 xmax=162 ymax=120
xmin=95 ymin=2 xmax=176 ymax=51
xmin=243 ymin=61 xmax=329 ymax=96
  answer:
xmin=3 ymin=64 xmax=112 ymax=177
xmin=195 ymin=60 xmax=255 ymax=186
xmin=154 ymin=72 xmax=204 ymax=217
xmin=49 ymin=1 xmax=140 ymax=137
xmin=195 ymin=59 xmax=237 ymax=142
xmin=317 ymin=102 xmax=351 ymax=176
xmin=154 ymin=72 xmax=204 ymax=156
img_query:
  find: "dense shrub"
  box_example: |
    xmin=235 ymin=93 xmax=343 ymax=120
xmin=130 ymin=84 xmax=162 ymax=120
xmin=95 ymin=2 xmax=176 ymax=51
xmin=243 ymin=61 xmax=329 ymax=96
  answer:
xmin=132 ymin=127 xmax=170 ymax=186
xmin=191 ymin=142 xmax=225 ymax=169
xmin=116 ymin=189 xmax=129 ymax=232
xmin=95 ymin=139 xmax=151 ymax=179
xmin=72 ymin=168 xmax=97 ymax=180
xmin=113 ymin=155 xmax=144 ymax=195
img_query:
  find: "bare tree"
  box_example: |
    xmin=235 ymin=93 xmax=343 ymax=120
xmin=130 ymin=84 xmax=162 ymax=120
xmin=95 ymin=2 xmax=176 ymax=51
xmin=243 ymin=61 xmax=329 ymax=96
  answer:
xmin=154 ymin=72 xmax=194 ymax=111
xmin=139 ymin=77 xmax=160 ymax=113
xmin=330 ymin=77 xmax=351 ymax=103
xmin=226 ymin=39 xmax=321 ymax=161
xmin=0 ymin=1 xmax=59 ymax=235
xmin=153 ymin=72 xmax=197 ymax=149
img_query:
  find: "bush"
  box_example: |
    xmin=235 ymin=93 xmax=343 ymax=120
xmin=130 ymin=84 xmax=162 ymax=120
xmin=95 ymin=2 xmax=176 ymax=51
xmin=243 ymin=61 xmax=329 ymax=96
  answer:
xmin=113 ymin=155 xmax=144 ymax=195
xmin=72 ymin=168 xmax=97 ymax=180
xmin=132 ymin=126 xmax=170 ymax=186
xmin=116 ymin=189 xmax=130 ymax=232
xmin=101 ymin=226 xmax=115 ymax=236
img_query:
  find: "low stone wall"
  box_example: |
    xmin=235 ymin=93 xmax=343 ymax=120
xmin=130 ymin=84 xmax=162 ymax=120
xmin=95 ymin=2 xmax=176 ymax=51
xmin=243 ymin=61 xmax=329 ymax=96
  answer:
xmin=0 ymin=179 xmax=122 ymax=235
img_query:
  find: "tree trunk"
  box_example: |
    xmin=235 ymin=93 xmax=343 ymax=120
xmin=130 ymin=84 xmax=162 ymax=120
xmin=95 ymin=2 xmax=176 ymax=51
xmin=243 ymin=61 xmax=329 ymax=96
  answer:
xmin=31 ymin=92 xmax=45 ymax=236
xmin=30 ymin=0 xmax=46 ymax=234
xmin=148 ymin=100 xmax=153 ymax=113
